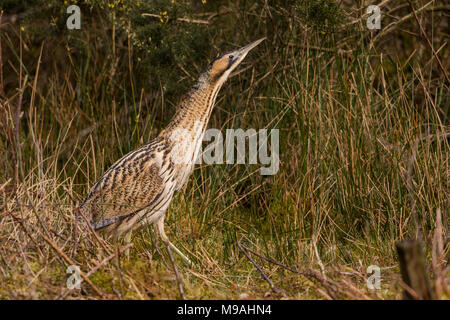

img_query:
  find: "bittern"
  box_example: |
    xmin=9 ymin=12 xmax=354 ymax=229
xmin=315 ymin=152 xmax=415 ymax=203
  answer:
xmin=79 ymin=38 xmax=265 ymax=264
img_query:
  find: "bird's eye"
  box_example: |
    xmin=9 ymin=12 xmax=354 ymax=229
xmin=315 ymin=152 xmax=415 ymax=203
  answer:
xmin=229 ymin=55 xmax=234 ymax=60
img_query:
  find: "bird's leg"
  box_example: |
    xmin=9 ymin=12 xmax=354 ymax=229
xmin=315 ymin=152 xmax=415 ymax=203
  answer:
xmin=165 ymin=240 xmax=187 ymax=300
xmin=123 ymin=231 xmax=132 ymax=259
xmin=151 ymin=225 xmax=166 ymax=260
xmin=156 ymin=218 xmax=192 ymax=265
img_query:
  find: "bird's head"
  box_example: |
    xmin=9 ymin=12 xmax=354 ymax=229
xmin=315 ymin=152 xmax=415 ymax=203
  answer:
xmin=208 ymin=37 xmax=265 ymax=85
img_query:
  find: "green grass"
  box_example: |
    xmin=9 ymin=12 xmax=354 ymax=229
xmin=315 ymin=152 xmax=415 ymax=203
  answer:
xmin=0 ymin=0 xmax=448 ymax=299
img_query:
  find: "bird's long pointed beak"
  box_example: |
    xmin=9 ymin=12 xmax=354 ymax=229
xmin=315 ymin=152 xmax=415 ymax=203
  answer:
xmin=232 ymin=37 xmax=266 ymax=63
xmin=238 ymin=37 xmax=266 ymax=55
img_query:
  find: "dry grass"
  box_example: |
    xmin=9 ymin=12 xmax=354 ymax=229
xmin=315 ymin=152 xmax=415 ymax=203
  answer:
xmin=0 ymin=0 xmax=448 ymax=299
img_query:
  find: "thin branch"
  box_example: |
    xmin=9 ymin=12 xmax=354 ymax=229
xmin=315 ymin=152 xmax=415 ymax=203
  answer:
xmin=238 ymin=239 xmax=339 ymax=299
xmin=42 ymin=234 xmax=106 ymax=298
xmin=371 ymin=1 xmax=434 ymax=45
xmin=238 ymin=242 xmax=299 ymax=273
xmin=57 ymin=243 xmax=133 ymax=299
xmin=75 ymin=206 xmax=113 ymax=255
xmin=237 ymin=239 xmax=284 ymax=296
xmin=142 ymin=13 xmax=209 ymax=24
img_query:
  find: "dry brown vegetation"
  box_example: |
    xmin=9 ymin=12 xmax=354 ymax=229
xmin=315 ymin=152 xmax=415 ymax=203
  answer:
xmin=0 ymin=0 xmax=448 ymax=299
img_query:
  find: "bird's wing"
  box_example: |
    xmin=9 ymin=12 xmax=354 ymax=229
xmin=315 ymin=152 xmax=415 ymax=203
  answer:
xmin=80 ymin=138 xmax=172 ymax=228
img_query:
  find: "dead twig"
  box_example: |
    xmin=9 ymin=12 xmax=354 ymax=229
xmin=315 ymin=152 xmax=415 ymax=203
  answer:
xmin=88 ymin=243 xmax=133 ymax=278
xmin=75 ymin=206 xmax=113 ymax=256
xmin=63 ymin=187 xmax=113 ymax=256
xmin=237 ymin=241 xmax=299 ymax=273
xmin=238 ymin=239 xmax=341 ymax=299
xmin=237 ymin=239 xmax=286 ymax=297
xmin=142 ymin=13 xmax=209 ymax=24
xmin=371 ymin=1 xmax=433 ymax=45
xmin=42 ymin=234 xmax=106 ymax=298
xmin=57 ymin=243 xmax=133 ymax=299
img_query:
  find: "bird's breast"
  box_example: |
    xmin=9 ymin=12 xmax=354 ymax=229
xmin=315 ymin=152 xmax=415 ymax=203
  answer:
xmin=167 ymin=125 xmax=205 ymax=190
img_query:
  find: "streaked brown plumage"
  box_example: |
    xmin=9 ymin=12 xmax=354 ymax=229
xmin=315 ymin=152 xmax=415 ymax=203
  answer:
xmin=79 ymin=38 xmax=265 ymax=263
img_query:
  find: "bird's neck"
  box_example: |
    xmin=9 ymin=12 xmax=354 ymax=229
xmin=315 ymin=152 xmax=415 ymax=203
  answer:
xmin=161 ymin=73 xmax=223 ymax=137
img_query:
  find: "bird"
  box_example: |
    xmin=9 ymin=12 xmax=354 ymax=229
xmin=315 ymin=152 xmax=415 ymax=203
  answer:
xmin=79 ymin=38 xmax=265 ymax=264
